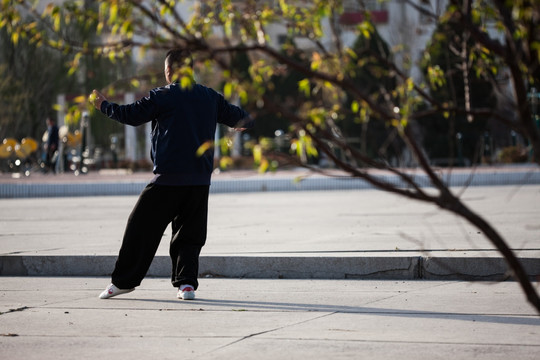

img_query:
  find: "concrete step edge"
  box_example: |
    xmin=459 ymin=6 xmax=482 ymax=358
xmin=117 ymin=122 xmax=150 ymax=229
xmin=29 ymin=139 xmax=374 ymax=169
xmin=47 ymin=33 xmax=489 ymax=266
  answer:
xmin=1 ymin=255 xmax=538 ymax=281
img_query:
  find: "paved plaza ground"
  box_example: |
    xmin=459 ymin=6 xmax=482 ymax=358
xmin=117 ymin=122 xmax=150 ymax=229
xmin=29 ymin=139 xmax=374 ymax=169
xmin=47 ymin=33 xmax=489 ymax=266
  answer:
xmin=1 ymin=167 xmax=539 ymax=358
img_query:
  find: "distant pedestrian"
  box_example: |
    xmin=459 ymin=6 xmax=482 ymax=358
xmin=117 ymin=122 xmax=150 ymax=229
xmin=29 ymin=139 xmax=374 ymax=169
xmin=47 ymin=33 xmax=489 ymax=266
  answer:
xmin=91 ymin=49 xmax=254 ymax=300
xmin=43 ymin=117 xmax=59 ymax=172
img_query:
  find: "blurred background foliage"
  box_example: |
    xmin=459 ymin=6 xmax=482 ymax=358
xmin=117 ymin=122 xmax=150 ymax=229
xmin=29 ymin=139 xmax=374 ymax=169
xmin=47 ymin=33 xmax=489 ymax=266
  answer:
xmin=0 ymin=0 xmax=538 ymax=170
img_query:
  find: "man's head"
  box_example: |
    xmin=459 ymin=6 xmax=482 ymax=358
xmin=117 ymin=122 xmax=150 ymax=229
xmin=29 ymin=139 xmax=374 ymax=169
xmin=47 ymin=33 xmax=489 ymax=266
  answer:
xmin=164 ymin=49 xmax=193 ymax=84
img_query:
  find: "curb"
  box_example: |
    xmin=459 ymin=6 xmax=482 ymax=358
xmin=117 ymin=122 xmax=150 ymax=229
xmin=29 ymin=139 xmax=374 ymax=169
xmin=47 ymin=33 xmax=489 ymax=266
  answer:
xmin=2 ymin=170 xmax=540 ymax=198
xmin=1 ymin=255 xmax=539 ymax=281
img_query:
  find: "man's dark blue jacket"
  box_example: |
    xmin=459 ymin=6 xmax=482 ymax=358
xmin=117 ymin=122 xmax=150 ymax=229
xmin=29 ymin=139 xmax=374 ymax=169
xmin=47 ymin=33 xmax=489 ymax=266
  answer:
xmin=100 ymin=82 xmax=253 ymax=186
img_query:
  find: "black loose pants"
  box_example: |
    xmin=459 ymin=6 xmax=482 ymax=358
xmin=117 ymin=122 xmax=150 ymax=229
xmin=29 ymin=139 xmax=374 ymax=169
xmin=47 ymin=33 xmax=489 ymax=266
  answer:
xmin=111 ymin=183 xmax=209 ymax=290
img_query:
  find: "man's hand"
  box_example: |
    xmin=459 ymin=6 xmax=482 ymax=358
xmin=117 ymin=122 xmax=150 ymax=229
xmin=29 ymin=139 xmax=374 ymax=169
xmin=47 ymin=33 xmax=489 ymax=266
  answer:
xmin=90 ymin=90 xmax=107 ymax=110
xmin=234 ymin=114 xmax=256 ymax=132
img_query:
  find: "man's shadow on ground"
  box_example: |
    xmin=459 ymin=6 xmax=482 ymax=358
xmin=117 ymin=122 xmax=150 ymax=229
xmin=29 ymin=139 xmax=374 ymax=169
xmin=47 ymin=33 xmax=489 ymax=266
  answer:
xmin=112 ymin=297 xmax=540 ymax=326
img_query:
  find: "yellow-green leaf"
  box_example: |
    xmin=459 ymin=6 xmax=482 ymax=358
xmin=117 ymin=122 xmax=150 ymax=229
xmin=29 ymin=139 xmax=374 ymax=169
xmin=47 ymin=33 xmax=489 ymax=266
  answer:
xmin=196 ymin=141 xmax=213 ymax=157
xmin=219 ymin=156 xmax=233 ymax=169
xmin=109 ymin=3 xmax=118 ymax=24
xmin=253 ymin=144 xmax=262 ymax=164
xmin=73 ymin=95 xmax=86 ymax=104
xmin=239 ymin=89 xmax=248 ymax=105
xmin=53 ymin=13 xmax=61 ymax=32
xmin=258 ymin=158 xmax=269 ymax=173
xmin=298 ymin=79 xmax=310 ymax=97
xmin=180 ymin=76 xmax=193 ymax=89
xmin=223 ymin=82 xmax=233 ymax=99
xmin=351 ymin=100 xmax=359 ymax=113
xmin=11 ymin=31 xmax=19 ymax=45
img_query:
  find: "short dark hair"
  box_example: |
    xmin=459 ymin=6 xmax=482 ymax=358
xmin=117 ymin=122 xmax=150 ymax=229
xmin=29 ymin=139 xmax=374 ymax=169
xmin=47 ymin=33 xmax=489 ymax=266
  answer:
xmin=165 ymin=49 xmax=193 ymax=71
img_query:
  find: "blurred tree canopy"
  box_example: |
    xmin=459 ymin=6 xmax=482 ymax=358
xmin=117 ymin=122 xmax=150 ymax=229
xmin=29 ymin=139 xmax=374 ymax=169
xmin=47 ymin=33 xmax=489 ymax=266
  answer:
xmin=1 ymin=0 xmax=538 ymax=163
xmin=0 ymin=1 xmax=137 ymax=144
xmin=340 ymin=26 xmax=402 ymax=163
xmin=0 ymin=27 xmax=74 ymax=140
xmin=419 ymin=6 xmax=500 ymax=165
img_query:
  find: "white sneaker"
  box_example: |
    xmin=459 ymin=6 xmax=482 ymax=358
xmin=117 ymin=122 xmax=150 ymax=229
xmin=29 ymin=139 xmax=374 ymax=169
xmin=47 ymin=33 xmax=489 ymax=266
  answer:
xmin=177 ymin=285 xmax=195 ymax=300
xmin=99 ymin=283 xmax=135 ymax=299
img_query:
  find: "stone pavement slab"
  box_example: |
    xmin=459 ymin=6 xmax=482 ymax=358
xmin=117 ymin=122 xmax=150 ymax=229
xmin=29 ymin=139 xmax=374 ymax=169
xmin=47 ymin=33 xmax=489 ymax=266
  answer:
xmin=0 ymin=277 xmax=539 ymax=359
xmin=1 ymin=186 xmax=539 ymax=256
